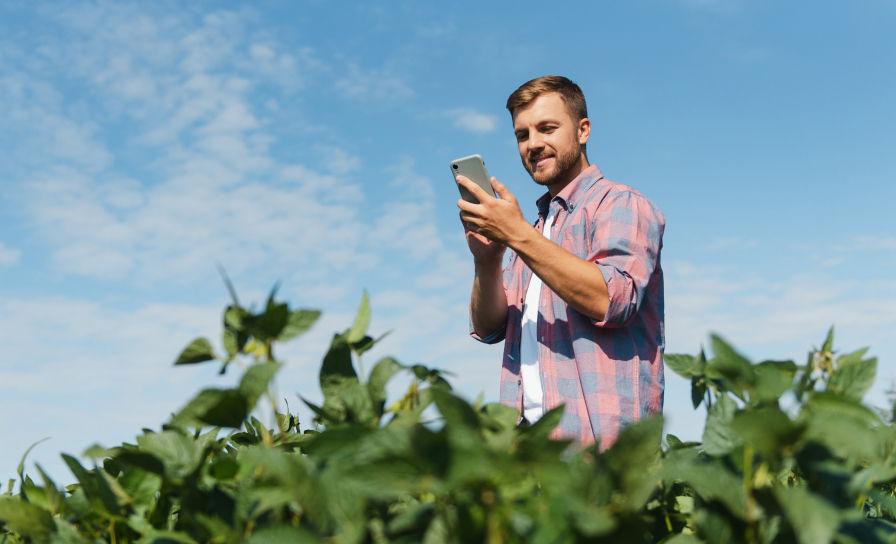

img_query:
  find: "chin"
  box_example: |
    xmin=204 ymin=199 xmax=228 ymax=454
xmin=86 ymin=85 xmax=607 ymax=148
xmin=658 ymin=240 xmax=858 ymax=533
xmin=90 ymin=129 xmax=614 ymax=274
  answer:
xmin=529 ymin=167 xmax=559 ymax=186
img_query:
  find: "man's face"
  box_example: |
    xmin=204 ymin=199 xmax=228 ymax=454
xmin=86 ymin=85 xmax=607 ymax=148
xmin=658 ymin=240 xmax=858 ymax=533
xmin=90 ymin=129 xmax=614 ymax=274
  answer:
xmin=512 ymin=92 xmax=589 ymax=188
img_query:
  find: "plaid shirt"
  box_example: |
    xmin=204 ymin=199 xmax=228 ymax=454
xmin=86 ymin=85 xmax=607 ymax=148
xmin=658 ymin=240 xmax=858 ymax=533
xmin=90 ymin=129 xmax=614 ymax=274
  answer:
xmin=473 ymin=164 xmax=665 ymax=449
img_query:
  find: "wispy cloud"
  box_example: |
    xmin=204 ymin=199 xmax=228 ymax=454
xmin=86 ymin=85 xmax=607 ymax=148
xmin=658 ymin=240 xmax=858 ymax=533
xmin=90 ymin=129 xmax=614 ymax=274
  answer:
xmin=335 ymin=62 xmax=414 ymax=102
xmin=847 ymin=236 xmax=896 ymax=252
xmin=1 ymin=4 xmax=372 ymax=287
xmin=678 ymin=0 xmax=742 ymax=12
xmin=446 ymin=108 xmax=499 ymax=134
xmin=0 ymin=243 xmax=20 ymax=267
xmin=0 ymin=2 xmax=487 ymax=479
xmin=664 ymin=259 xmax=896 ymax=360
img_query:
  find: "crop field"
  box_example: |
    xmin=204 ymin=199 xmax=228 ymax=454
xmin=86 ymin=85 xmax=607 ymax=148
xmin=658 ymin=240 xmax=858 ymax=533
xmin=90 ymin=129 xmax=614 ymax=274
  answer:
xmin=1 ymin=287 xmax=893 ymax=543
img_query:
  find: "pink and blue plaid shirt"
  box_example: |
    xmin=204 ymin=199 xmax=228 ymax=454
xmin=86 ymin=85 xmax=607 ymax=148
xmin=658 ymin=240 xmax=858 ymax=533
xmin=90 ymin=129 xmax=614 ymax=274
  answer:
xmin=473 ymin=164 xmax=665 ymax=449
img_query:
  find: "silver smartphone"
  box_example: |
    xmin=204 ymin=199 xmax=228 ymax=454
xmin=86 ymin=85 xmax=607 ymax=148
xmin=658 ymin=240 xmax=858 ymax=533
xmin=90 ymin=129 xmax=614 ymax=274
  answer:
xmin=450 ymin=154 xmax=497 ymax=203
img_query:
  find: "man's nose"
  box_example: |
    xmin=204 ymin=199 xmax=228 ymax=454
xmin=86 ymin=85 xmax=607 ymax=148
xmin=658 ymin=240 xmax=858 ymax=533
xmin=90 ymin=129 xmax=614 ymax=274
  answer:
xmin=527 ymin=133 xmax=545 ymax=153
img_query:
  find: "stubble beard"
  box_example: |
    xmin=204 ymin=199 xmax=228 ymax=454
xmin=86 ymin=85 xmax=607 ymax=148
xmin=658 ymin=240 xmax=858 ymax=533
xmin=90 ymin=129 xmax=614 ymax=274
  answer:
xmin=525 ymin=144 xmax=583 ymax=187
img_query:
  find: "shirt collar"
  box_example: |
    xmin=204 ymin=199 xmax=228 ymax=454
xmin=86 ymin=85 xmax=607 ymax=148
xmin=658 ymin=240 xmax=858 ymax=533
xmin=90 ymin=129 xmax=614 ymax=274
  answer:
xmin=535 ymin=163 xmax=604 ymax=217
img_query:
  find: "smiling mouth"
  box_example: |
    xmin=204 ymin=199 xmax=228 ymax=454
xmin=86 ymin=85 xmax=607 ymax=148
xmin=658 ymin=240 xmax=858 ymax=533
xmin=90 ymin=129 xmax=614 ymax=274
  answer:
xmin=532 ymin=156 xmax=553 ymax=169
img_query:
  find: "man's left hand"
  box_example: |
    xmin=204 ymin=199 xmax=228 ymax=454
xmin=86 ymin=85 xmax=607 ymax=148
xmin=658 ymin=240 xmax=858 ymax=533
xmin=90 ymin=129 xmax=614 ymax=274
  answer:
xmin=456 ymin=175 xmax=531 ymax=247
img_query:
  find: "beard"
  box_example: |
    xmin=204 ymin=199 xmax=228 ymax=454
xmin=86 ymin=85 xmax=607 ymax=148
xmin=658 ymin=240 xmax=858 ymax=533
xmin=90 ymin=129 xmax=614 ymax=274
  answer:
xmin=524 ymin=144 xmax=582 ymax=187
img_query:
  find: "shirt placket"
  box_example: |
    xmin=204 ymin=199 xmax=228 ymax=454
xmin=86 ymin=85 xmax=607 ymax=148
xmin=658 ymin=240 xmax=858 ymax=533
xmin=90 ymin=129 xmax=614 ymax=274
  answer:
xmin=536 ymin=199 xmax=568 ymax=414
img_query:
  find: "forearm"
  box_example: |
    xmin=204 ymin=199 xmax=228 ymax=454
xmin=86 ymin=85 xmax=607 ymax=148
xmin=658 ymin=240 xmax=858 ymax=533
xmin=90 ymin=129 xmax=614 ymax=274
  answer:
xmin=470 ymin=257 xmax=508 ymax=338
xmin=509 ymin=230 xmax=609 ymax=321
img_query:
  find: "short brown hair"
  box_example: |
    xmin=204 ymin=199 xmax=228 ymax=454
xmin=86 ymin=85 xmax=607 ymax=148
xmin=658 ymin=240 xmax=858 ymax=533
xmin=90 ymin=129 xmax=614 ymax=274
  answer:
xmin=506 ymin=75 xmax=588 ymax=121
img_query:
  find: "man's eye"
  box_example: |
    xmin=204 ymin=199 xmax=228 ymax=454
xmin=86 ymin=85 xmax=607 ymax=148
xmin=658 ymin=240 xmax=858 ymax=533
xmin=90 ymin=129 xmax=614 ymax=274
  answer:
xmin=515 ymin=133 xmax=528 ymax=142
xmin=542 ymin=126 xmax=557 ymax=133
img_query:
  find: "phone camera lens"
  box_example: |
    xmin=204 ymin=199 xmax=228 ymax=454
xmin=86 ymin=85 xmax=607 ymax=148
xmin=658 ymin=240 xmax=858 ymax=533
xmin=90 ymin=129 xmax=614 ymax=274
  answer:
xmin=452 ymin=164 xmax=458 ymax=170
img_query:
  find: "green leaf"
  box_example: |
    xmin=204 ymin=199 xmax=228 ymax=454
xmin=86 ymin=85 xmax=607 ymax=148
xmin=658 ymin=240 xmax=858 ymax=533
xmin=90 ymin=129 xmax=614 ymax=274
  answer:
xmin=320 ymin=333 xmax=358 ymax=397
xmin=691 ymin=376 xmax=707 ymax=409
xmin=222 ymin=305 xmax=250 ymax=359
xmin=821 ymin=325 xmax=834 ymax=353
xmin=665 ymin=433 xmax=683 ymax=449
xmin=706 ymin=334 xmax=755 ymax=399
xmin=174 ymin=337 xmax=217 ymax=365
xmin=571 ymin=504 xmax=616 ymax=536
xmin=481 ymin=403 xmax=519 ymax=432
xmin=209 ymin=456 xmax=240 ymax=481
xmin=253 ymin=301 xmax=290 ymax=340
xmin=752 ymin=360 xmax=797 ymax=404
xmin=367 ymin=356 xmax=403 ymax=413
xmin=661 ymin=534 xmax=704 ymax=544
xmin=135 ymin=529 xmax=199 ymax=543
xmin=520 ymin=405 xmax=565 ymax=443
xmin=0 ymin=496 xmax=56 ymax=539
xmin=116 ymin=467 xmax=161 ymax=510
xmin=665 ymin=353 xmax=699 ymax=378
xmin=34 ymin=464 xmax=63 ymax=515
xmin=802 ymin=392 xmax=884 ymax=461
xmin=663 ymin=450 xmax=746 ymax=518
xmin=828 ymin=349 xmax=876 ymax=400
xmin=110 ymin=449 xmax=165 ymax=475
xmin=82 ymin=444 xmax=111 ymax=461
xmin=730 ymin=406 xmax=803 ymax=457
xmin=603 ymin=416 xmax=663 ymax=508
xmin=239 ymin=361 xmax=282 ymax=407
xmin=245 ymin=525 xmax=319 ymax=543
xmin=60 ymin=454 xmax=120 ymax=515
xmin=279 ymin=309 xmax=321 ymax=342
xmin=136 ymin=431 xmax=204 ymax=481
xmin=172 ymin=388 xmax=249 ymax=428
xmin=216 ymin=264 xmax=241 ymax=306
xmin=702 ymin=393 xmax=741 ymax=455
xmin=21 ymin=476 xmax=51 ymax=512
xmin=774 ymin=486 xmax=841 ymax=544
xmin=346 ymin=290 xmax=371 ymax=344
xmin=431 ymin=388 xmax=479 ymax=429
xmin=17 ymin=437 xmax=50 ymax=489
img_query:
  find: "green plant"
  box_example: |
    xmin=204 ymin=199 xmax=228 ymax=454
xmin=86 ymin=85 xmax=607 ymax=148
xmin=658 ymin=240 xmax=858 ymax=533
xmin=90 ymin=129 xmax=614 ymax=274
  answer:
xmin=2 ymin=287 xmax=894 ymax=543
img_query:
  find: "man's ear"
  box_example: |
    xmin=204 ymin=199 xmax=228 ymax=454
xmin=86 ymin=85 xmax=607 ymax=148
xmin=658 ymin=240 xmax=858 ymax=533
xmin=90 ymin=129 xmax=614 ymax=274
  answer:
xmin=578 ymin=117 xmax=591 ymax=145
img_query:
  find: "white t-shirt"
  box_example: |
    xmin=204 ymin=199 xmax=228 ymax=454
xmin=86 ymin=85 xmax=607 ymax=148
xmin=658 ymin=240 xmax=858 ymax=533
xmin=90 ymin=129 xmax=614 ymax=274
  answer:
xmin=519 ymin=208 xmax=557 ymax=423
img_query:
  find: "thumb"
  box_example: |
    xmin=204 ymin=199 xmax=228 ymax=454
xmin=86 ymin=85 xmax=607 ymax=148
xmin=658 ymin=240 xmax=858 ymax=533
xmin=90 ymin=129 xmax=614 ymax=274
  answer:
xmin=490 ymin=177 xmax=514 ymax=202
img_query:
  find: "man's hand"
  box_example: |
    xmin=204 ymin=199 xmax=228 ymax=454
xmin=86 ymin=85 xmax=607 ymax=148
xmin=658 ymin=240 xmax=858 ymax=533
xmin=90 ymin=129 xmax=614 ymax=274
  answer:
xmin=456 ymin=175 xmax=531 ymax=260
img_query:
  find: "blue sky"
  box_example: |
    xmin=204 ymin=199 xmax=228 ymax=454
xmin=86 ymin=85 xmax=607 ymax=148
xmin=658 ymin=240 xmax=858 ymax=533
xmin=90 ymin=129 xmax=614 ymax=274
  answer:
xmin=2 ymin=1 xmax=895 ymax=479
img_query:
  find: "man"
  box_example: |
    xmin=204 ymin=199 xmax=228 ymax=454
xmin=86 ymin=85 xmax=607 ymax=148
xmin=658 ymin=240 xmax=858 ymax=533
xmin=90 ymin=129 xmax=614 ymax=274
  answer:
xmin=457 ymin=75 xmax=665 ymax=448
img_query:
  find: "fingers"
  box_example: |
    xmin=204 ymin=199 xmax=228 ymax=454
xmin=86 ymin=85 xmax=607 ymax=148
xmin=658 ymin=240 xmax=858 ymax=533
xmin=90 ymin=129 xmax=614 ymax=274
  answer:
xmin=455 ymin=174 xmax=494 ymax=202
xmin=456 ymin=197 xmax=481 ymax=214
xmin=490 ymin=177 xmax=516 ymax=204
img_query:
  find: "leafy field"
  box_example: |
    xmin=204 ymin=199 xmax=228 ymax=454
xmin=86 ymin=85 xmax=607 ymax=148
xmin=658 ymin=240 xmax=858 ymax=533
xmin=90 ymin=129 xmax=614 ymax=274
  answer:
xmin=1 ymin=287 xmax=893 ymax=543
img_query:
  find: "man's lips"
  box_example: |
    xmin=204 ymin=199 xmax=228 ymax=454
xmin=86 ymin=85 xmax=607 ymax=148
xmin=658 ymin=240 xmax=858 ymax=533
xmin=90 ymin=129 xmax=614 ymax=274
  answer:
xmin=531 ymin=156 xmax=553 ymax=169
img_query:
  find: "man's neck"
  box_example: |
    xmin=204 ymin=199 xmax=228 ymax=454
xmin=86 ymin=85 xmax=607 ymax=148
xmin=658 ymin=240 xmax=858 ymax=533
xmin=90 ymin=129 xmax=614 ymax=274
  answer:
xmin=547 ymin=155 xmax=590 ymax=197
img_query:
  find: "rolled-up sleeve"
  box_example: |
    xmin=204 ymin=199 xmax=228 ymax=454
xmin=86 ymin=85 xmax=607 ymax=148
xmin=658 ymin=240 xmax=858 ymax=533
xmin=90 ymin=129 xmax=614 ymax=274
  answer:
xmin=589 ymin=190 xmax=664 ymax=328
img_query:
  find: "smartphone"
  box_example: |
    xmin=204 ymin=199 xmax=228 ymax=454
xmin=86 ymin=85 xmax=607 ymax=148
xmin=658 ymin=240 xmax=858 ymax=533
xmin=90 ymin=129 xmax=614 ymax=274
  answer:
xmin=450 ymin=154 xmax=497 ymax=203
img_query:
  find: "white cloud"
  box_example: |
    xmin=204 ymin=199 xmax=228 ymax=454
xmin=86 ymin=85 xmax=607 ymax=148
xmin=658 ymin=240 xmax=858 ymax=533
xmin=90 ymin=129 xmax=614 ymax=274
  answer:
xmin=313 ymin=145 xmax=362 ymax=175
xmin=662 ymin=259 xmax=896 ymax=440
xmin=0 ymin=243 xmax=20 ymax=267
xmin=335 ymin=62 xmax=414 ymax=102
xmin=0 ymin=4 xmax=495 ymax=481
xmin=447 ymin=108 xmax=499 ymax=134
xmin=0 ymin=296 xmax=223 ymax=480
xmin=0 ymin=4 xmax=374 ymax=287
xmin=0 ymin=242 xmax=22 ymax=268
xmin=703 ymin=236 xmax=758 ymax=252
xmin=847 ymin=236 xmax=896 ymax=252
xmin=664 ymin=259 xmax=896 ymax=357
xmin=678 ymin=0 xmax=741 ymax=12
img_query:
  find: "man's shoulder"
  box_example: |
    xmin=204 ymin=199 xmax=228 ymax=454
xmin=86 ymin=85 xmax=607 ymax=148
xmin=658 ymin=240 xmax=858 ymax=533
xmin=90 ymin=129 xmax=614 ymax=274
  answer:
xmin=585 ymin=177 xmax=665 ymax=223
